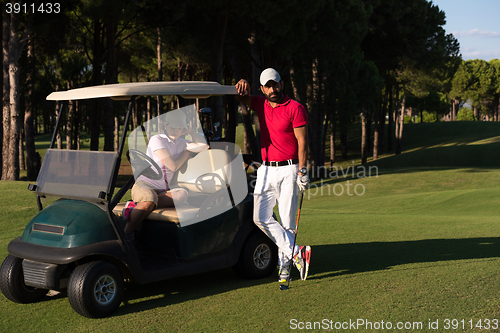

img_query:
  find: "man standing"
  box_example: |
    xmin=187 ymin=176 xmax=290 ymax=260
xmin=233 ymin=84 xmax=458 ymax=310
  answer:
xmin=236 ymin=68 xmax=311 ymax=284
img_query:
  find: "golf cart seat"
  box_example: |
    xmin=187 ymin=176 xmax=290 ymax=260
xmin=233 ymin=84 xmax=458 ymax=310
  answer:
xmin=176 ymin=148 xmax=231 ymax=194
xmin=113 ymin=148 xmax=234 ymax=226
xmin=113 ymin=202 xmax=199 ymax=225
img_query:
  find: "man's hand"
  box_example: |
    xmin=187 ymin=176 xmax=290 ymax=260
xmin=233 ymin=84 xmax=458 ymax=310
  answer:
xmin=297 ymin=173 xmax=310 ymax=191
xmin=236 ymin=79 xmax=250 ymax=96
xmin=236 ymin=79 xmax=252 ymax=106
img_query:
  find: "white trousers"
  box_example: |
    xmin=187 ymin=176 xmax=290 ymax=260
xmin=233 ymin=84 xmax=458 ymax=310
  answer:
xmin=253 ymin=164 xmax=300 ymax=267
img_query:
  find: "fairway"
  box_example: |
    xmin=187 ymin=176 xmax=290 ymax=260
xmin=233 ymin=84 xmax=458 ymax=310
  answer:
xmin=1 ymin=122 xmax=500 ymax=332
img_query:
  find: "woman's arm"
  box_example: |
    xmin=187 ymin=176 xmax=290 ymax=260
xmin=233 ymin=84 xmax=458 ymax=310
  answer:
xmin=187 ymin=128 xmax=207 ymax=144
xmin=154 ymin=148 xmax=192 ymax=172
xmin=185 ymin=128 xmax=209 ymax=152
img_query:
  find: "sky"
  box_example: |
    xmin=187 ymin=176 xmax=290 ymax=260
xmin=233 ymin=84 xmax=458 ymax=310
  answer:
xmin=431 ymin=0 xmax=500 ymax=61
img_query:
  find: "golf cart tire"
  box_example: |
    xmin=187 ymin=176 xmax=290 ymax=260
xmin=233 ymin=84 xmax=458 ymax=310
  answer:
xmin=0 ymin=255 xmax=48 ymax=304
xmin=233 ymin=230 xmax=277 ymax=279
xmin=67 ymin=260 xmax=124 ymax=318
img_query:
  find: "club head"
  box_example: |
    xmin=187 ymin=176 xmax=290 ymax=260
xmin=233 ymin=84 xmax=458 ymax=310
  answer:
xmin=279 ymin=284 xmax=289 ymax=291
xmin=199 ymin=108 xmax=212 ymax=116
xmin=213 ymin=122 xmax=221 ymax=140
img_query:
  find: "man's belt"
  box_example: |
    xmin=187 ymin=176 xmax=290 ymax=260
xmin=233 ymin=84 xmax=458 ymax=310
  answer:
xmin=261 ymin=159 xmax=299 ymax=167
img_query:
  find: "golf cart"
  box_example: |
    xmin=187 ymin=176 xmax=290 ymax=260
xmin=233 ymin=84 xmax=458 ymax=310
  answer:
xmin=0 ymin=82 xmax=277 ymax=318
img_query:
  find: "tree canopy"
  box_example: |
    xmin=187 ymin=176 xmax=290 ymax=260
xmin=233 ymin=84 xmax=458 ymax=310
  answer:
xmin=2 ymin=0 xmax=498 ymax=181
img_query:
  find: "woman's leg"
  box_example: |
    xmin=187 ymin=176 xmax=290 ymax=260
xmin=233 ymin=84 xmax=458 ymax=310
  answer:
xmin=124 ymin=183 xmax=159 ymax=234
xmin=124 ymin=201 xmax=156 ymax=234
xmin=157 ymin=188 xmax=188 ymax=208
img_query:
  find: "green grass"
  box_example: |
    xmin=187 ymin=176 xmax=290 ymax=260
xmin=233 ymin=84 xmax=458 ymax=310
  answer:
xmin=2 ymin=121 xmax=500 ymax=332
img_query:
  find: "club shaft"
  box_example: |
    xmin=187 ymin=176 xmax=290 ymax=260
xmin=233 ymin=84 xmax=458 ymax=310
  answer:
xmin=286 ymin=190 xmax=305 ymax=288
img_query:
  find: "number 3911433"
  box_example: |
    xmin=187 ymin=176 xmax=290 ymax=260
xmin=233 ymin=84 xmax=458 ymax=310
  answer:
xmin=5 ymin=3 xmax=60 ymax=14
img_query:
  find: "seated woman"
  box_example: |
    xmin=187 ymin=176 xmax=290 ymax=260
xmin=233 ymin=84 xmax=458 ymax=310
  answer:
xmin=123 ymin=109 xmax=208 ymax=236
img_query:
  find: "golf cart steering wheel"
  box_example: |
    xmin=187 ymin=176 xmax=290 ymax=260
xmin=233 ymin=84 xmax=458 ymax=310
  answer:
xmin=194 ymin=173 xmax=226 ymax=193
xmin=127 ymin=149 xmax=163 ymax=181
xmin=196 ymin=188 xmax=231 ymax=220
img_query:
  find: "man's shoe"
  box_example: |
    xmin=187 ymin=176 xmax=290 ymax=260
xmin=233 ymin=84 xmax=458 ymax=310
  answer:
xmin=293 ymin=246 xmax=311 ymax=281
xmin=278 ymin=265 xmax=290 ymax=284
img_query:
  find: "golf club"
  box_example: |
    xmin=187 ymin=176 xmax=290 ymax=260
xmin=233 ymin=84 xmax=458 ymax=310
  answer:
xmin=280 ymin=189 xmax=305 ymax=291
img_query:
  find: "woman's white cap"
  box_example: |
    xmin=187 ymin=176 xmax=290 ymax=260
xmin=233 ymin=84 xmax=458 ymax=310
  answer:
xmin=165 ymin=109 xmax=188 ymax=129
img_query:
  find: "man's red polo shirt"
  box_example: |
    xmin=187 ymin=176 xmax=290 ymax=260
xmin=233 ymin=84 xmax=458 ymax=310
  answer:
xmin=251 ymin=95 xmax=308 ymax=162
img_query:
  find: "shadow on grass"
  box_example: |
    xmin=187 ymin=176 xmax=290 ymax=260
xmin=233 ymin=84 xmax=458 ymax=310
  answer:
xmin=115 ymin=268 xmax=274 ymax=317
xmin=310 ymin=140 xmax=500 ymax=184
xmin=109 ymin=237 xmax=500 ymax=317
xmin=364 ymin=141 xmax=500 ymax=173
xmin=308 ymin=237 xmax=500 ymax=280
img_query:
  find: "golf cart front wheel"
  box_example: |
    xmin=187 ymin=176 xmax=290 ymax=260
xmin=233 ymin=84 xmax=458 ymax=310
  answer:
xmin=233 ymin=231 xmax=278 ymax=279
xmin=67 ymin=260 xmax=124 ymax=318
xmin=0 ymin=255 xmax=48 ymax=303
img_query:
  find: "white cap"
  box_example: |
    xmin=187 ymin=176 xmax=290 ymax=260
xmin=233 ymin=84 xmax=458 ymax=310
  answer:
xmin=164 ymin=109 xmax=188 ymax=129
xmin=260 ymin=68 xmax=281 ymax=86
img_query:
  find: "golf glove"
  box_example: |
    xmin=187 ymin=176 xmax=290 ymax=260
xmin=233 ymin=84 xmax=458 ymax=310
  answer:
xmin=297 ymin=173 xmax=309 ymax=191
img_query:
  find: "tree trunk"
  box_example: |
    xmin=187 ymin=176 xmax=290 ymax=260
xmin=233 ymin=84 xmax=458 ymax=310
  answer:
xmin=361 ymin=111 xmax=367 ymax=164
xmin=90 ymin=20 xmax=103 ymax=151
xmin=103 ymin=17 xmax=117 ymax=151
xmin=378 ymin=84 xmax=388 ymax=155
xmin=495 ymin=96 xmax=499 ymax=122
xmin=74 ymin=100 xmax=80 ymax=149
xmin=66 ymin=82 xmax=74 ymax=150
xmin=25 ymin=32 xmax=38 ymax=180
xmin=329 ymin=113 xmax=336 ymax=165
xmin=208 ymin=8 xmax=228 ymax=140
xmin=226 ymin=92 xmax=236 ymax=143
xmin=6 ymin=10 xmax=22 ymax=180
xmin=451 ymin=99 xmax=456 ymax=121
xmin=307 ymin=58 xmax=325 ymax=177
xmin=321 ymin=113 xmax=328 ymax=167
xmin=387 ymin=83 xmax=394 ymax=152
xmin=157 ymin=27 xmax=164 ymax=114
xmin=373 ymin=104 xmax=379 ymax=161
xmin=249 ymin=33 xmax=261 ymax=160
xmin=19 ymin=128 xmax=25 ymax=171
xmin=2 ymin=9 xmax=10 ymax=180
xmin=132 ymin=99 xmax=138 ymax=149
xmin=55 ymin=101 xmax=62 ymax=149
xmin=395 ymin=88 xmax=406 ymax=155
xmin=114 ymin=116 xmax=119 ymax=152
xmin=227 ymin=46 xmax=257 ymax=154
xmin=366 ymin=112 xmax=372 ymax=153
xmin=340 ymin=130 xmax=347 ymax=159
xmin=289 ymin=65 xmax=301 ymax=102
xmin=146 ymin=96 xmax=152 ymax=140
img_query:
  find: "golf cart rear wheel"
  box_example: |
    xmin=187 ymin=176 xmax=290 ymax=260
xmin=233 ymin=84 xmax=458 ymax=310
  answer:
xmin=233 ymin=231 xmax=277 ymax=279
xmin=0 ymin=255 xmax=48 ymax=303
xmin=67 ymin=261 xmax=124 ymax=318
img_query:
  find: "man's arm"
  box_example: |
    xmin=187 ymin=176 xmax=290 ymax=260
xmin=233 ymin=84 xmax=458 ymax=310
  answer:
xmin=294 ymin=125 xmax=308 ymax=174
xmin=235 ymin=79 xmax=252 ymax=106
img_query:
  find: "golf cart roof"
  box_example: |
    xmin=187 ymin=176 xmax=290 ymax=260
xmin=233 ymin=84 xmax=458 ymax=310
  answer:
xmin=46 ymin=81 xmax=238 ymax=101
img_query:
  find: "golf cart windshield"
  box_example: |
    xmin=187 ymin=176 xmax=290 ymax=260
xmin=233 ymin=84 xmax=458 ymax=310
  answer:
xmin=40 ymin=81 xmax=242 ymax=215
xmin=35 ymin=149 xmax=117 ymax=205
xmin=128 ymin=104 xmax=248 ymax=227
